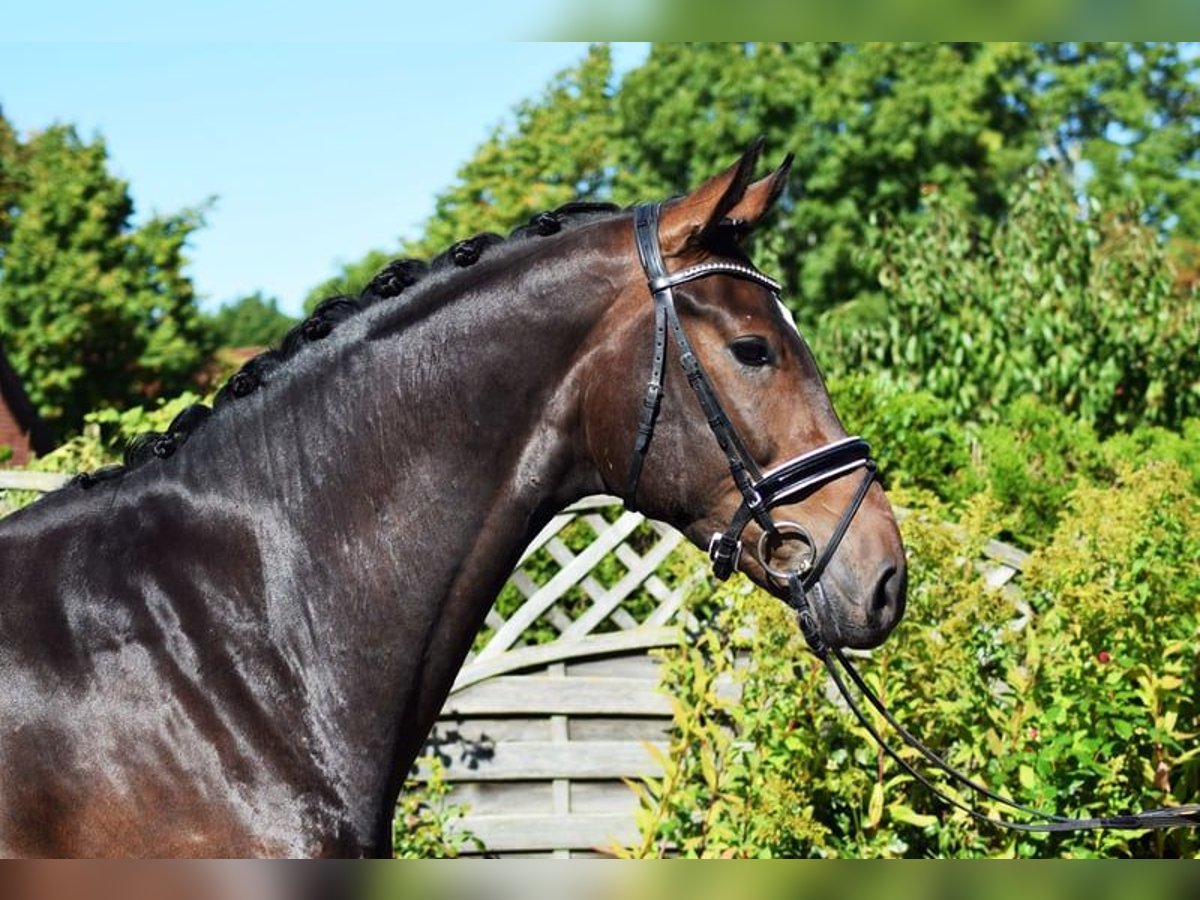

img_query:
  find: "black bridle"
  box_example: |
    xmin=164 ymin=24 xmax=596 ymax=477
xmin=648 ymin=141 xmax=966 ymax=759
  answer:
xmin=623 ymin=202 xmax=1199 ymax=836
xmin=624 ymin=202 xmax=876 ymax=653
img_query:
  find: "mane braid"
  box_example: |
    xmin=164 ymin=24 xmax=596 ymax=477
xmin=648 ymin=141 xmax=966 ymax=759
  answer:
xmin=64 ymin=200 xmax=629 ymax=492
xmin=362 ymin=259 xmax=428 ymax=303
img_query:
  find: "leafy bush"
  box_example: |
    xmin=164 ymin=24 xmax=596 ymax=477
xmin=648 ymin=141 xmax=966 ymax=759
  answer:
xmin=970 ymin=397 xmax=1107 ymax=546
xmin=28 ymin=391 xmax=206 ymax=474
xmin=624 ymin=465 xmax=1199 ymax=857
xmin=818 ymin=167 xmax=1200 ymax=435
xmin=829 ymin=371 xmax=1200 ymax=548
xmin=828 ymin=373 xmax=974 ymax=503
xmin=2 ymin=392 xmax=206 ymax=512
xmin=1100 ymin=419 xmax=1200 ymax=494
xmin=392 ymin=757 xmax=482 ymax=858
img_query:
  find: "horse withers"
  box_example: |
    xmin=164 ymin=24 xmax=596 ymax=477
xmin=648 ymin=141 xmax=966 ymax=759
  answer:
xmin=0 ymin=140 xmax=905 ymax=857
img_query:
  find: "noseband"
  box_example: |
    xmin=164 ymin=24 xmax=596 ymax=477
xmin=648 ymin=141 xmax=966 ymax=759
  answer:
xmin=620 ymin=202 xmax=1199 ymax=835
xmin=623 ymin=203 xmax=875 ymax=654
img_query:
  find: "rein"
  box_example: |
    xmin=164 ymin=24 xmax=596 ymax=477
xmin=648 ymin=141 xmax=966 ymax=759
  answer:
xmin=819 ymin=646 xmax=1200 ymax=832
xmin=623 ymin=202 xmax=1200 ymax=836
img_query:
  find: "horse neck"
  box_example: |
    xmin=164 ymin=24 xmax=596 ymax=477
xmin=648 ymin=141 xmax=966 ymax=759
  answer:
xmin=197 ymin=239 xmax=621 ymax=840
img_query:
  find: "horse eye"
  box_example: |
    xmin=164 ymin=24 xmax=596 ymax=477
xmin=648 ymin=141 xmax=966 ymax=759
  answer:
xmin=730 ymin=336 xmax=773 ymax=367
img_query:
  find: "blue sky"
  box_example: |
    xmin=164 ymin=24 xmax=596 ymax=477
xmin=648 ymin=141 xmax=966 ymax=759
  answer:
xmin=0 ymin=38 xmax=648 ymax=315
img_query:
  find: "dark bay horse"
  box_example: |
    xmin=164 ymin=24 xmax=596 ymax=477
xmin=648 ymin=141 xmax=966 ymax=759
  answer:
xmin=0 ymin=142 xmax=905 ymax=857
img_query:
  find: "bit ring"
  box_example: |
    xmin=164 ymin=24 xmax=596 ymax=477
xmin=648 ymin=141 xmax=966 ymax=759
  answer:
xmin=756 ymin=521 xmax=817 ymax=586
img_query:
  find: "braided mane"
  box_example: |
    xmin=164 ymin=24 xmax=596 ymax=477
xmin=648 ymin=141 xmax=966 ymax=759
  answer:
xmin=70 ymin=202 xmax=622 ymax=490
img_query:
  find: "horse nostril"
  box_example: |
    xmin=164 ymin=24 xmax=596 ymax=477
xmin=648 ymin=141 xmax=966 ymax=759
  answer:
xmin=872 ymin=562 xmax=907 ymax=618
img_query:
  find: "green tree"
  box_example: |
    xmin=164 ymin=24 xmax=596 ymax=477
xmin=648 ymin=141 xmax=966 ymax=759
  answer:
xmin=302 ymin=248 xmax=394 ymax=314
xmin=0 ymin=121 xmax=211 ymax=437
xmin=205 ymin=291 xmax=296 ymax=348
xmin=311 ymin=43 xmax=1198 ymax=328
xmin=0 ymin=113 xmax=20 ymax=248
xmin=611 ymin=42 xmax=1038 ymax=315
xmin=819 ymin=168 xmax=1200 ymax=434
xmin=1031 ymin=42 xmax=1200 ymax=240
xmin=611 ymin=42 xmax=1199 ymax=317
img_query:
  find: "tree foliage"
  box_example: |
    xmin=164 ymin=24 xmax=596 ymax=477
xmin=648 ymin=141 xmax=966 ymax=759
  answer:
xmin=0 ymin=118 xmax=211 ymax=438
xmin=204 ymin=291 xmax=296 ymax=348
xmin=312 ymin=43 xmax=1198 ymax=326
xmin=1032 ymin=42 xmax=1200 ymax=241
xmin=819 ymin=168 xmax=1200 ymax=434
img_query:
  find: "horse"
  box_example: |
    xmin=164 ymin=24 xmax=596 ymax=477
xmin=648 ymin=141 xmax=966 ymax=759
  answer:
xmin=0 ymin=140 xmax=906 ymax=857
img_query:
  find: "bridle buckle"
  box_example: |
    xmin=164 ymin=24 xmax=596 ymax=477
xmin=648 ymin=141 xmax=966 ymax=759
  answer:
xmin=707 ymin=532 xmax=743 ymax=580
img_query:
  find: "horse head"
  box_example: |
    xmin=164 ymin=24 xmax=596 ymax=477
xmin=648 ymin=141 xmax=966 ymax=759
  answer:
xmin=585 ymin=141 xmax=906 ymax=650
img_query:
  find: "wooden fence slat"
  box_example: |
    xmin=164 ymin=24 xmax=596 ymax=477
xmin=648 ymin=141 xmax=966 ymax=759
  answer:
xmin=509 ymin=570 xmax=539 ymax=599
xmin=984 ymin=564 xmax=1018 ymax=590
xmin=422 ymin=740 xmax=665 ymax=781
xmin=514 ymin=512 xmax=573 ymax=567
xmin=445 ymin=783 xmax=556 ymax=816
xmin=642 ymin=570 xmax=702 ymax=627
xmin=475 ymin=511 xmax=645 ymax=660
xmin=452 ymin=813 xmax=636 ymax=852
xmin=427 ymin=718 xmax=553 ymax=743
xmin=546 ymin=536 xmax=609 ymax=607
xmin=509 ymin=497 xmax=621 ymax=569
xmin=442 ymin=676 xmax=672 ymax=717
xmin=452 ymin=627 xmax=680 ymax=692
xmin=982 ymin=539 xmax=1030 ymax=571
xmin=564 ymin=495 xmax=623 ymax=511
xmin=0 ymin=470 xmax=70 ymax=492
xmin=641 ymin=575 xmax=672 ymax=602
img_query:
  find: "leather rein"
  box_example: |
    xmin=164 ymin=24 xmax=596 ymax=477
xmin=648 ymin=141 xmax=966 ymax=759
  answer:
xmin=622 ymin=202 xmax=1199 ymax=835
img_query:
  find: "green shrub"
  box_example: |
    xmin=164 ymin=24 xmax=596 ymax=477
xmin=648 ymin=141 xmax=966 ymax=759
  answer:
xmin=392 ymin=757 xmax=482 ymax=858
xmin=1100 ymin=419 xmax=1200 ymax=493
xmin=828 ymin=374 xmax=1097 ymax=547
xmin=29 ymin=391 xmax=206 ymax=475
xmin=828 ymin=373 xmax=974 ymax=504
xmin=3 ymin=392 xmax=206 ymax=512
xmin=817 ymin=167 xmax=1200 ymax=435
xmin=970 ymin=396 xmax=1106 ymax=547
xmin=830 ymin=372 xmax=1200 ymax=549
xmin=626 ymin=466 xmax=1199 ymax=858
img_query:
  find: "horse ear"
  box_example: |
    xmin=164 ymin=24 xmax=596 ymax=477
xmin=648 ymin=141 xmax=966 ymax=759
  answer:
xmin=722 ymin=152 xmax=793 ymax=232
xmin=658 ymin=137 xmax=765 ymax=255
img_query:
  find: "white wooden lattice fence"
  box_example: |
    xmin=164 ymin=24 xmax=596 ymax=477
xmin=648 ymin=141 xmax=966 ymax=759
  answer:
xmin=422 ymin=495 xmax=702 ymax=856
